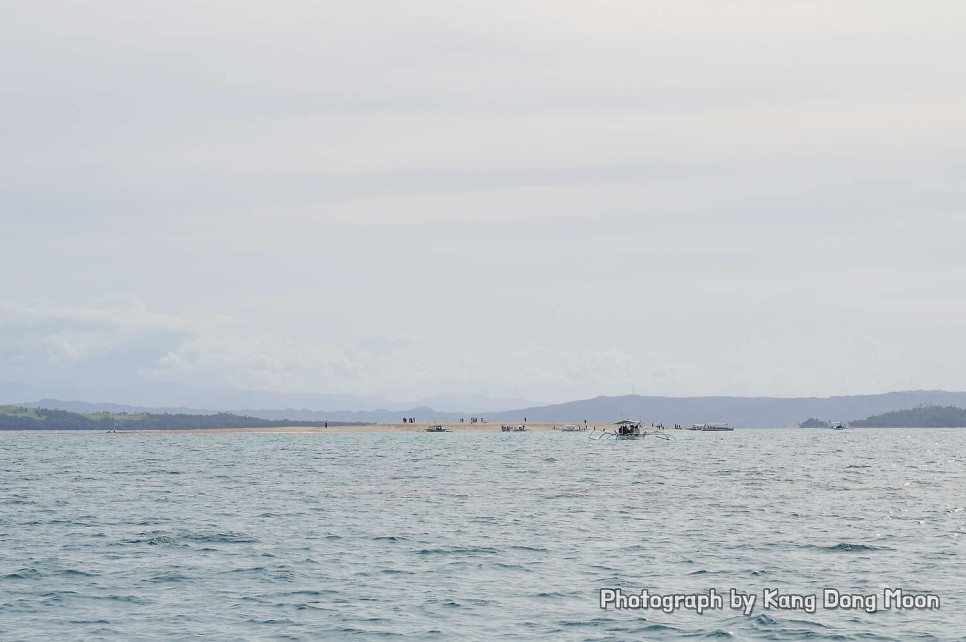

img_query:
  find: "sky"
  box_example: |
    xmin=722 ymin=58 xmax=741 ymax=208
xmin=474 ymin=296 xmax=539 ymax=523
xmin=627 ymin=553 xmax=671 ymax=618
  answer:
xmin=2 ymin=1 xmax=966 ymax=407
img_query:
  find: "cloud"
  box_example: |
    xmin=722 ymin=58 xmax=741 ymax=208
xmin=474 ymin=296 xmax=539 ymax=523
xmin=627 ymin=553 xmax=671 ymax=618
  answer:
xmin=0 ymin=299 xmax=463 ymax=400
xmin=0 ymin=298 xmax=191 ymax=378
xmin=0 ymin=299 xmax=672 ymax=402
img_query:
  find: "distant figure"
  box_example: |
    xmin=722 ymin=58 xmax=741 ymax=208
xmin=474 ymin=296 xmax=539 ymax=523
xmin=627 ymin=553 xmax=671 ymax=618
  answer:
xmin=324 ymin=421 xmax=328 ymax=428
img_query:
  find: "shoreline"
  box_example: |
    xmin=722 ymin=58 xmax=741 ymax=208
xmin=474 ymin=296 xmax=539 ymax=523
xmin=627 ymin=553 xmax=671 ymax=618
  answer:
xmin=126 ymin=422 xmax=597 ymax=434
xmin=2 ymin=422 xmax=617 ymax=435
xmin=0 ymin=422 xmax=964 ymax=435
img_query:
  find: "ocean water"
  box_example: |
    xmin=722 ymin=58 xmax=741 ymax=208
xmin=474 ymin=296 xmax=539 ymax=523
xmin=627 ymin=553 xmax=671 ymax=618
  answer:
xmin=1 ymin=428 xmax=963 ymax=641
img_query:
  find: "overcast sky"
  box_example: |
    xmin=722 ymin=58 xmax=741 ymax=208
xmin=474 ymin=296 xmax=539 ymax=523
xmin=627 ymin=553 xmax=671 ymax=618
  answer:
xmin=2 ymin=1 xmax=965 ymax=406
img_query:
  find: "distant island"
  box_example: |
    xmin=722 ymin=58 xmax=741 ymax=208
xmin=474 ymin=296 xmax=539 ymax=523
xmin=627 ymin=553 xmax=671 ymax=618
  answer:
xmin=850 ymin=405 xmax=966 ymax=428
xmin=0 ymin=405 xmax=362 ymax=431
xmin=798 ymin=417 xmax=831 ymax=428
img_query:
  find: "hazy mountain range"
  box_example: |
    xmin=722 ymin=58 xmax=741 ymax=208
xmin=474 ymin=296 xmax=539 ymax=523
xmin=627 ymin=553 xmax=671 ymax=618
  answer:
xmin=10 ymin=390 xmax=966 ymax=427
xmin=0 ymin=381 xmax=534 ymax=415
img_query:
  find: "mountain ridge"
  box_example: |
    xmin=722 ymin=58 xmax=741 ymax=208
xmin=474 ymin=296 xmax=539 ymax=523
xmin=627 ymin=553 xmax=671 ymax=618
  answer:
xmin=13 ymin=390 xmax=966 ymax=427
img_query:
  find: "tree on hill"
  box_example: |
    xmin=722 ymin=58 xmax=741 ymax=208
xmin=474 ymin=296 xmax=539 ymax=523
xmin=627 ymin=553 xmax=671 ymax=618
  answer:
xmin=798 ymin=417 xmax=830 ymax=428
xmin=0 ymin=406 xmax=365 ymax=430
xmin=850 ymin=405 xmax=966 ymax=427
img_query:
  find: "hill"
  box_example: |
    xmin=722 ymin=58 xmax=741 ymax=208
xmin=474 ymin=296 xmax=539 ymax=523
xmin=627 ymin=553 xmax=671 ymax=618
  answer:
xmin=0 ymin=406 xmax=364 ymax=431
xmin=481 ymin=391 xmax=966 ymax=428
xmin=798 ymin=418 xmax=831 ymax=428
xmin=850 ymin=405 xmax=966 ymax=427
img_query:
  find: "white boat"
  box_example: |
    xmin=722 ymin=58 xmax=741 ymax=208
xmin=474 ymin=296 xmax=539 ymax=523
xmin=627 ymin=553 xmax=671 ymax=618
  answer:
xmin=559 ymin=424 xmax=587 ymax=432
xmin=830 ymin=421 xmax=847 ymax=430
xmin=689 ymin=423 xmax=733 ymax=431
xmin=501 ymin=424 xmax=526 ymax=432
xmin=423 ymin=424 xmax=451 ymax=432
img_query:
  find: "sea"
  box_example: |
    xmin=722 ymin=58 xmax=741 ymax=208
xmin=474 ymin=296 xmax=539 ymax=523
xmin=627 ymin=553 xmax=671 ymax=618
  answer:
xmin=1 ymin=428 xmax=963 ymax=641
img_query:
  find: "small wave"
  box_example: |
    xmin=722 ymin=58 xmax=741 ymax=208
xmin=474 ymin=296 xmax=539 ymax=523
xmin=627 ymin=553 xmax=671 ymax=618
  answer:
xmin=283 ymin=589 xmax=340 ymax=597
xmin=122 ymin=529 xmax=255 ymax=546
xmin=417 ymin=546 xmax=498 ymax=555
xmin=145 ymin=573 xmax=190 ymax=583
xmin=534 ymin=591 xmax=569 ymax=598
xmin=4 ymin=568 xmax=43 ymax=580
xmin=103 ymin=594 xmax=152 ymax=605
xmin=68 ymin=619 xmax=110 ymax=625
xmin=814 ymin=542 xmax=890 ymax=553
xmin=123 ymin=534 xmax=176 ymax=545
xmin=227 ymin=566 xmax=268 ymax=574
xmin=560 ymin=617 xmax=626 ymax=628
xmin=183 ymin=531 xmax=258 ymax=544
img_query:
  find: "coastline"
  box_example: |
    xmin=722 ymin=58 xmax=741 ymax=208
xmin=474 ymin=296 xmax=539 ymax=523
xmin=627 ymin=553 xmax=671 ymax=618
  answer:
xmin=121 ymin=422 xmax=600 ymax=434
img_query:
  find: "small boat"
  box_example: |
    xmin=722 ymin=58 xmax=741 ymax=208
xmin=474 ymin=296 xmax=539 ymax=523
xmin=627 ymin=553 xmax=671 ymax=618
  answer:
xmin=615 ymin=420 xmax=645 ymax=438
xmin=423 ymin=424 xmax=451 ymax=432
xmin=501 ymin=424 xmax=526 ymax=432
xmin=559 ymin=424 xmax=587 ymax=432
xmin=689 ymin=423 xmax=733 ymax=431
xmin=589 ymin=420 xmax=674 ymax=441
xmin=830 ymin=421 xmax=847 ymax=430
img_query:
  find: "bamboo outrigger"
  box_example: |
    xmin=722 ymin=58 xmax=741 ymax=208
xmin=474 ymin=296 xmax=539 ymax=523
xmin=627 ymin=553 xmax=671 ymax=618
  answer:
xmin=589 ymin=420 xmax=674 ymax=442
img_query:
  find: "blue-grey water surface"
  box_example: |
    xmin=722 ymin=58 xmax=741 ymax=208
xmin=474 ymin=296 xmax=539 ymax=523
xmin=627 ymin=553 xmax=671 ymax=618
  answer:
xmin=1 ymin=429 xmax=964 ymax=641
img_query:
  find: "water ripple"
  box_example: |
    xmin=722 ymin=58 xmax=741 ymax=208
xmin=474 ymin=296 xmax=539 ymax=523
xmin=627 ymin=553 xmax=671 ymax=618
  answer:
xmin=0 ymin=428 xmax=963 ymax=640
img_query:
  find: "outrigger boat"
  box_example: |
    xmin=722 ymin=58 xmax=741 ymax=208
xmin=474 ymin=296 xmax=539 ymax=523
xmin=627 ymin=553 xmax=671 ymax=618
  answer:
xmin=558 ymin=423 xmax=587 ymax=432
xmin=501 ymin=424 xmax=526 ymax=432
xmin=688 ymin=423 xmax=733 ymax=432
xmin=830 ymin=420 xmax=847 ymax=430
xmin=423 ymin=424 xmax=451 ymax=432
xmin=615 ymin=419 xmax=645 ymax=438
xmin=589 ymin=420 xmax=674 ymax=442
